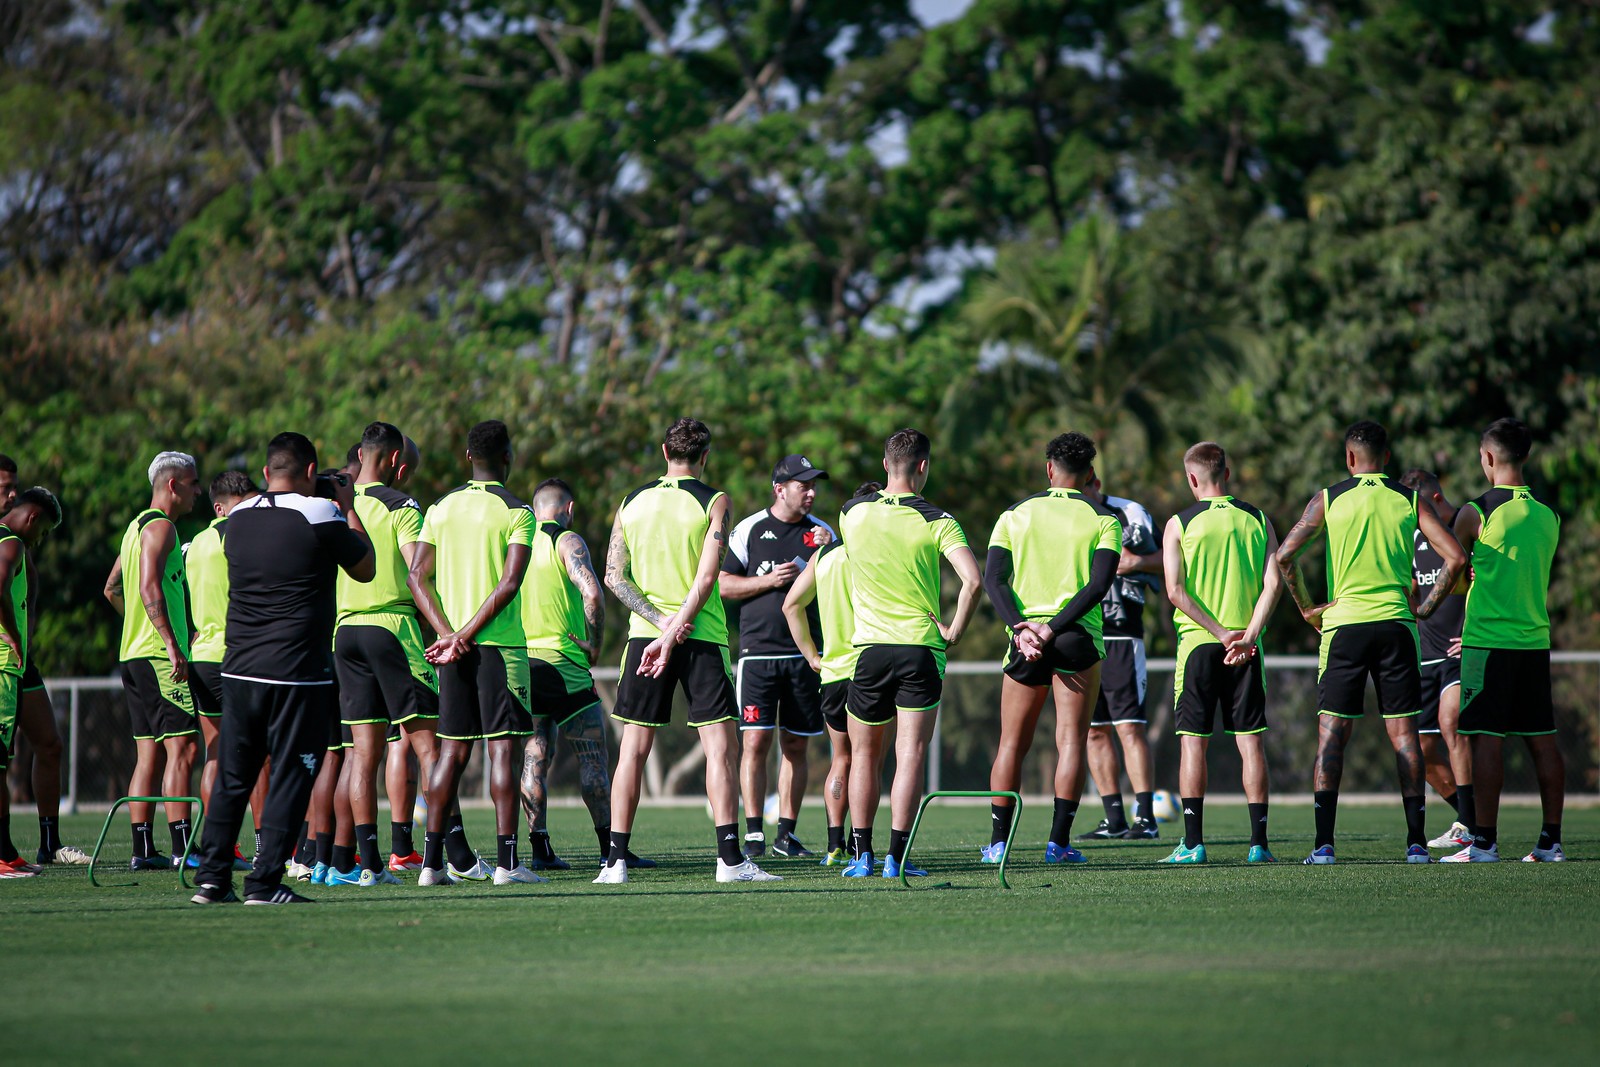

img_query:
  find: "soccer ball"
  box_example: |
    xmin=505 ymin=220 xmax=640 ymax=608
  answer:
xmin=1152 ymin=790 xmax=1180 ymax=823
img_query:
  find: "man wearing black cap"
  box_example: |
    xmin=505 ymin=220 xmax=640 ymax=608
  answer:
xmin=721 ymin=454 xmax=835 ymax=858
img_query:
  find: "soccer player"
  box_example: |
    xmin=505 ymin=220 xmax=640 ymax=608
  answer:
xmin=328 ymin=423 xmax=438 ymax=887
xmin=408 ymin=419 xmax=541 ymax=886
xmin=1160 ymin=442 xmax=1283 ymax=864
xmin=1398 ymin=469 xmax=1474 ymax=850
xmin=782 ymin=480 xmax=883 ymax=866
xmin=838 ymin=428 xmax=982 ymax=879
xmin=104 ymin=451 xmax=201 ymax=871
xmin=0 ymin=488 xmax=63 ymax=878
xmin=1443 ymin=418 xmax=1564 ymax=863
xmin=597 ymin=418 xmax=777 ymax=884
xmin=189 ymin=432 xmax=374 ymax=905
xmin=186 ymin=470 xmax=265 ymax=871
xmin=721 ymin=454 xmax=835 ymax=859
xmin=1277 ymin=420 xmax=1466 ymax=864
xmin=1078 ymin=478 xmax=1163 ymax=841
xmin=982 ymin=433 xmax=1122 ymax=865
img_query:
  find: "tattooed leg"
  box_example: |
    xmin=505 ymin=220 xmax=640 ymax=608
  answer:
xmin=1385 ymin=716 xmax=1425 ymax=797
xmin=520 ymin=716 xmax=556 ymax=834
xmin=560 ymin=703 xmax=612 ymax=830
xmin=1313 ymin=714 xmax=1354 ymax=793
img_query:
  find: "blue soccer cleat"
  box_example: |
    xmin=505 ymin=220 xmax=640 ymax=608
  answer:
xmin=979 ymin=841 xmax=1007 ymax=865
xmin=310 ymin=861 xmax=331 ymax=885
xmin=882 ymin=855 xmax=927 ymax=878
xmin=324 ymin=865 xmax=363 ymax=885
xmin=1304 ymin=845 xmax=1336 ymax=865
xmin=1044 ymin=841 xmax=1087 ymax=864
xmin=1405 ymin=844 xmax=1434 ymax=864
xmin=1158 ymin=842 xmax=1207 ymax=865
xmin=1246 ymin=845 xmax=1276 ymax=864
xmin=841 ymin=852 xmax=875 ymax=878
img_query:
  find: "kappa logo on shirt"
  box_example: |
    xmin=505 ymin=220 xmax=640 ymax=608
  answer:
xmin=759 ymin=530 xmax=778 ymax=540
xmin=742 ymin=704 xmax=762 ymax=723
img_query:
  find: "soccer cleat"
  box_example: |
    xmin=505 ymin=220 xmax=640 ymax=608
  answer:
xmin=1303 ymin=845 xmax=1336 ymax=865
xmin=417 ymin=866 xmax=458 ymax=886
xmin=1441 ymin=842 xmax=1499 ymax=863
xmin=820 ymin=848 xmax=851 ymax=866
xmin=324 ymin=865 xmax=363 ymax=885
xmin=189 ymin=883 xmax=239 ymax=904
xmin=979 ymin=841 xmax=1008 ymax=865
xmin=742 ymin=832 xmax=766 ymax=859
xmin=592 ymin=860 xmax=628 ymax=885
xmin=1158 ymin=842 xmax=1207 ymax=865
xmin=130 ymin=852 xmax=173 ymax=872
xmin=310 ymin=861 xmax=330 ymax=885
xmin=448 ymin=856 xmax=493 ymax=881
xmin=1246 ymin=845 xmax=1276 ymax=864
xmin=716 ymin=858 xmax=782 ymax=882
xmin=624 ymin=851 xmax=657 ymax=869
xmin=771 ymin=834 xmax=814 ymax=858
xmin=184 ymin=852 xmax=202 ymax=869
xmin=1522 ymin=843 xmax=1565 ymax=863
xmin=493 ymin=864 xmax=548 ymax=885
xmin=1427 ymin=822 xmax=1474 ymax=849
xmin=529 ymin=854 xmax=571 ymax=871
xmin=1405 ymin=844 xmax=1434 ymax=864
xmin=1125 ymin=817 xmax=1161 ymax=840
xmin=232 ymin=844 xmax=252 ymax=872
xmin=1076 ymin=819 xmax=1130 ymax=841
xmin=841 ymin=852 xmax=874 ymax=878
xmin=243 ymin=886 xmax=314 ymax=905
xmin=1044 ymin=842 xmax=1087 ymax=864
xmin=882 ymin=855 xmax=927 ymax=878
xmin=43 ymin=845 xmax=92 ymax=866
xmin=358 ymin=867 xmax=404 ymax=886
xmin=0 ymin=857 xmax=41 ymax=877
xmin=389 ymin=851 xmax=424 ymax=872
xmin=286 ymin=860 xmax=314 ymax=881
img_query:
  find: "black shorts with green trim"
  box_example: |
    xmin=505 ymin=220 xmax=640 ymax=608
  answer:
xmin=736 ymin=655 xmax=824 ymax=736
xmin=1174 ymin=638 xmax=1267 ymax=737
xmin=1316 ymin=620 xmax=1419 ymax=718
xmin=20 ymin=658 xmax=44 ymax=693
xmin=1458 ymin=647 xmax=1554 ymax=738
xmin=820 ymin=679 xmax=850 ymax=734
xmin=0 ymin=671 xmax=18 ymax=771
xmin=613 ymin=637 xmax=736 ymax=729
xmin=1002 ymin=622 xmax=1100 ymax=688
xmin=334 ymin=620 xmax=440 ymax=728
xmin=848 ymin=644 xmax=945 ymax=727
xmin=120 ymin=658 xmax=198 ymax=741
xmin=528 ymin=651 xmax=601 ymax=726
xmin=1418 ymin=657 xmax=1461 ymax=734
xmin=438 ymin=645 xmax=533 ymax=741
xmin=1091 ymin=637 xmax=1147 ymax=726
xmin=191 ymin=661 xmax=224 ymax=718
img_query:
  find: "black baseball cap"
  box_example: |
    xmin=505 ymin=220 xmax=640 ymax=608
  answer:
xmin=772 ymin=454 xmax=829 ymax=484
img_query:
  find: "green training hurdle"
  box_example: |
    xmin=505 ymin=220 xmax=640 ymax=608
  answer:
xmin=89 ymin=795 xmax=205 ymax=889
xmin=900 ymin=790 xmax=1022 ymax=889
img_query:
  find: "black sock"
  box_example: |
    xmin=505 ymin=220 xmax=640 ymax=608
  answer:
xmin=777 ymin=817 xmax=797 ymax=842
xmin=1402 ymin=794 xmax=1426 ymax=848
xmin=851 ymin=826 xmax=873 ymax=858
xmin=0 ymin=816 xmax=16 ymax=862
xmin=253 ymin=829 xmax=263 ymax=856
xmin=529 ymin=829 xmax=557 ymax=863
xmin=745 ymin=815 xmax=763 ymax=838
xmin=1474 ymin=825 xmax=1497 ymax=851
xmin=1538 ymin=823 xmax=1561 ymax=850
xmin=1181 ymin=797 xmax=1204 ymax=849
xmin=990 ymin=803 xmax=1011 ymax=846
xmin=594 ymin=824 xmax=611 ymax=857
xmin=422 ymin=831 xmax=445 ymax=870
xmin=497 ymin=834 xmax=517 ymax=871
xmin=1049 ymin=797 xmax=1079 ymax=846
xmin=1134 ymin=791 xmax=1155 ymax=825
xmin=1441 ymin=789 xmax=1459 ymax=816
xmin=294 ymin=826 xmax=316 ymax=867
xmin=887 ymin=828 xmax=911 ymax=863
xmin=315 ymin=832 xmax=333 ymax=867
xmin=1456 ymin=784 xmax=1476 ymax=835
xmin=331 ymin=843 xmax=356 ymax=872
xmin=391 ymin=821 xmax=414 ymax=857
xmin=1248 ymin=802 xmax=1269 ymax=847
xmin=444 ymin=812 xmax=474 ymax=868
xmin=355 ymin=823 xmax=380 ymax=872
xmin=1100 ymin=793 xmax=1127 ymax=830
xmin=169 ymin=819 xmax=192 ymax=857
xmin=38 ymin=816 xmax=61 ymax=855
xmin=132 ymin=821 xmax=154 ymax=858
xmin=828 ymin=824 xmax=845 ymax=852
xmin=606 ymin=830 xmax=631 ymax=868
xmin=1313 ymin=790 xmax=1338 ymax=849
xmin=716 ymin=823 xmax=744 ymax=866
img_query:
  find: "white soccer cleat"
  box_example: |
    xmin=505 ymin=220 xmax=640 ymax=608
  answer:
xmin=493 ymin=864 xmax=548 ymax=885
xmin=358 ymin=867 xmax=404 ymax=886
xmin=286 ymin=860 xmax=314 ymax=881
xmin=592 ymin=860 xmax=628 ymax=885
xmin=417 ymin=866 xmax=459 ymax=886
xmin=448 ymin=856 xmax=494 ymax=881
xmin=716 ymin=858 xmax=782 ymax=883
xmin=1426 ymin=822 xmax=1474 ymax=849
xmin=1440 ymin=842 xmax=1499 ymax=863
xmin=1522 ymin=843 xmax=1565 ymax=863
xmin=53 ymin=846 xmax=92 ymax=865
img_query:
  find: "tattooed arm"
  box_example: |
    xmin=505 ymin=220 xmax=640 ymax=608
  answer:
xmin=603 ymin=511 xmax=666 ymax=630
xmin=558 ymin=530 xmax=606 ymax=661
xmin=139 ymin=519 xmax=187 ymax=683
xmin=638 ymin=494 xmax=730 ymax=676
xmin=1275 ymin=491 xmax=1335 ymax=631
xmin=1413 ymin=497 xmax=1466 ymax=619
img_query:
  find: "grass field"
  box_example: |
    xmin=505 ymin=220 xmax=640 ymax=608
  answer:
xmin=5 ymin=801 xmax=1598 ymax=1066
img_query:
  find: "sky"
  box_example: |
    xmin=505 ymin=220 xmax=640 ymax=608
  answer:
xmin=911 ymin=0 xmax=972 ymax=27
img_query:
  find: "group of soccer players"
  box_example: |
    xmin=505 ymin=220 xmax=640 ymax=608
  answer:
xmin=0 ymin=411 xmax=1567 ymax=889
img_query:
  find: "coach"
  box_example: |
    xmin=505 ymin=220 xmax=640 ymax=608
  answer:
xmin=192 ymin=433 xmax=373 ymax=905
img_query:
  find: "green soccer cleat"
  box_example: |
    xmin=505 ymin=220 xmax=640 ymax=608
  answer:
xmin=1246 ymin=845 xmax=1276 ymax=864
xmin=1158 ymin=842 xmax=1207 ymax=865
xmin=819 ymin=848 xmax=851 ymax=867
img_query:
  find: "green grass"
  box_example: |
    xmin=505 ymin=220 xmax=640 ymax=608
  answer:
xmin=5 ymin=802 xmax=1598 ymax=1065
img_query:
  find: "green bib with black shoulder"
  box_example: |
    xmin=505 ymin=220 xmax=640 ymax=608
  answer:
xmin=118 ymin=508 xmax=189 ymax=662
xmin=417 ymin=481 xmax=536 ymax=648
xmin=838 ymin=491 xmax=968 ymax=649
xmin=1463 ymin=486 xmax=1559 ymax=650
xmin=1174 ymin=496 xmax=1269 ymax=643
xmin=814 ymin=541 xmax=857 ymax=685
xmin=521 ymin=520 xmax=591 ymax=669
xmin=988 ymin=487 xmax=1122 ymax=653
xmin=1321 ymin=475 xmax=1417 ymax=629
xmin=0 ymin=525 xmax=26 ymax=676
xmin=186 ymin=517 xmax=230 ymax=662
xmin=615 ymin=477 xmax=729 ymax=644
xmin=338 ymin=482 xmax=425 ymax=626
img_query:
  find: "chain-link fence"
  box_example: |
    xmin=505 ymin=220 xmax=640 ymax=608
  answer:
xmin=10 ymin=653 xmax=1599 ymax=810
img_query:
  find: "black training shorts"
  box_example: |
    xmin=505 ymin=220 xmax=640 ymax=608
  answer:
xmin=20 ymin=658 xmax=44 ymax=694
xmin=1002 ymin=623 xmax=1101 ymax=688
xmin=121 ymin=658 xmax=198 ymax=741
xmin=820 ymin=679 xmax=850 ymax=734
xmin=1317 ymin=620 xmax=1420 ymax=719
xmin=1417 ymin=657 xmax=1461 ymax=734
xmin=528 ymin=653 xmax=601 ymax=726
xmin=1458 ymin=647 xmax=1554 ymax=738
xmin=334 ymin=623 xmax=440 ymax=728
xmin=438 ymin=645 xmax=533 ymax=742
xmin=191 ymin=661 xmax=224 ymax=719
xmin=1091 ymin=638 xmax=1147 ymax=726
xmin=848 ymin=644 xmax=945 ymax=727
xmin=1174 ymin=641 xmax=1267 ymax=737
xmin=613 ymin=637 xmax=737 ymax=729
xmin=736 ymin=655 xmax=824 ymax=736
